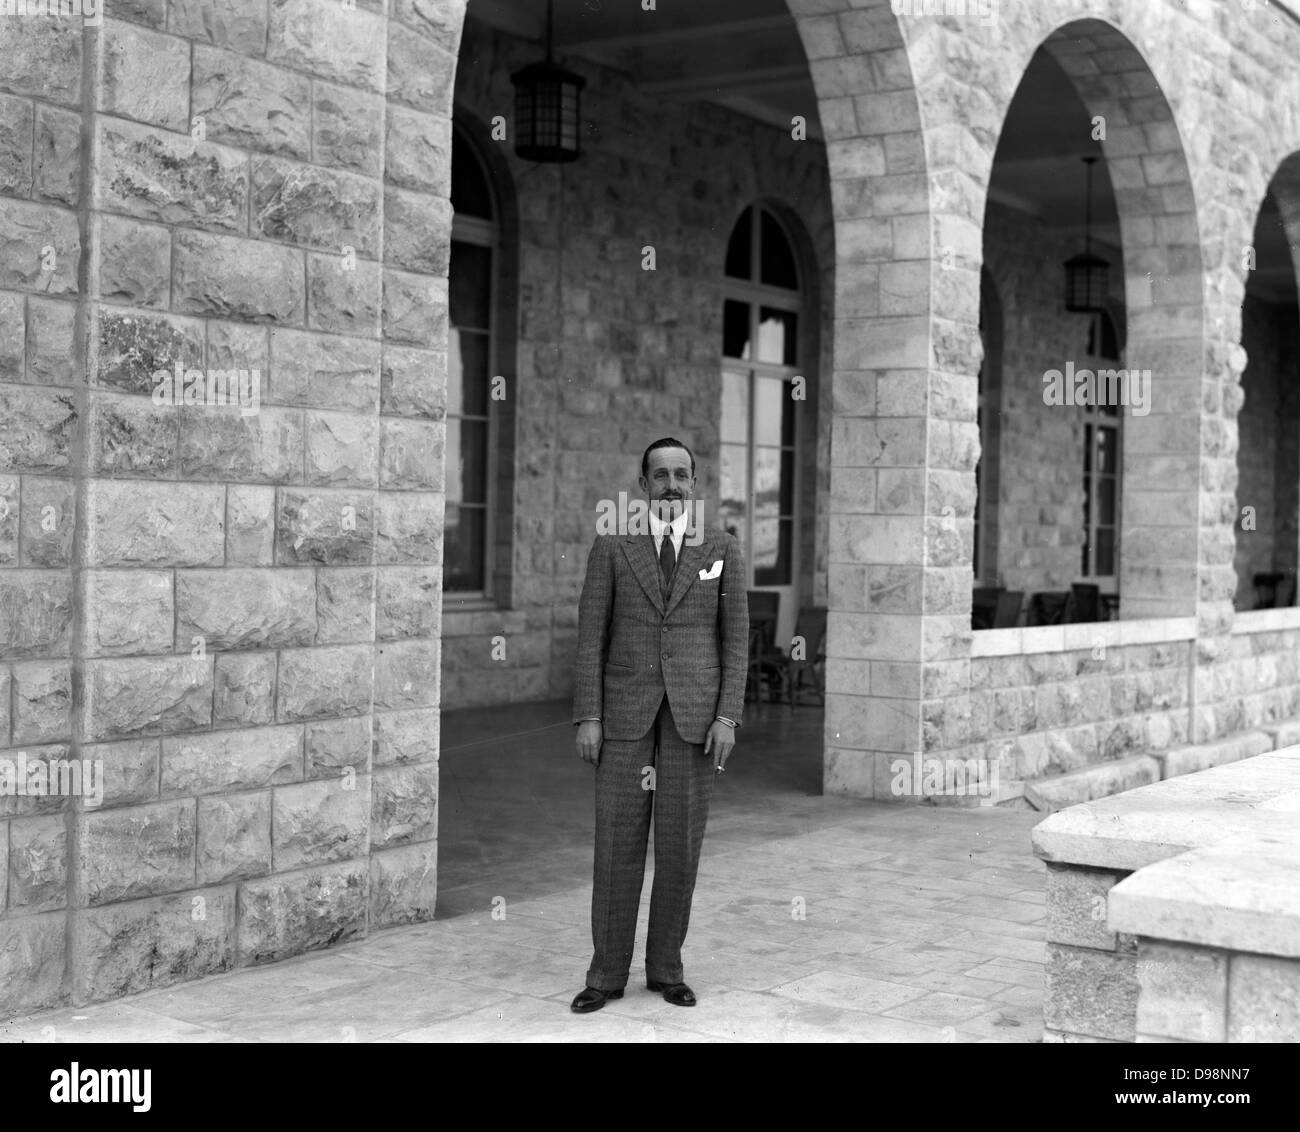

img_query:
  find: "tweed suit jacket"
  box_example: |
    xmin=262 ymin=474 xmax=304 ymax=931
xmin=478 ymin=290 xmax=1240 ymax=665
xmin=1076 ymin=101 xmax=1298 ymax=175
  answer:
xmin=573 ymin=526 xmax=748 ymax=744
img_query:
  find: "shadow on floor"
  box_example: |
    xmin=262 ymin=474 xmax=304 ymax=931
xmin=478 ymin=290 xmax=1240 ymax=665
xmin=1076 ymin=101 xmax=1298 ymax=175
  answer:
xmin=436 ymin=697 xmax=827 ymax=918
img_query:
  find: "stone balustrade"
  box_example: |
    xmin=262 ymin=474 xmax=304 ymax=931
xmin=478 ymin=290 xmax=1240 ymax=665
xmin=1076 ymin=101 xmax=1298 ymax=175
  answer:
xmin=1032 ymin=749 xmax=1300 ymax=1042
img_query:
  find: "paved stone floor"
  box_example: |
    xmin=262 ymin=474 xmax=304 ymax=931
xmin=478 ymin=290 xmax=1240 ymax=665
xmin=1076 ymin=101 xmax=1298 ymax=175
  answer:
xmin=1 ymin=699 xmax=1046 ymax=1042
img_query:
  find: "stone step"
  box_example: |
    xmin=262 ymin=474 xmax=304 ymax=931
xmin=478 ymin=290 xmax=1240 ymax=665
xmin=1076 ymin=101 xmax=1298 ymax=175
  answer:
xmin=1023 ymin=728 xmax=1281 ymax=813
xmin=1151 ymin=730 xmax=1272 ymax=779
xmin=1024 ymin=756 xmax=1160 ymax=812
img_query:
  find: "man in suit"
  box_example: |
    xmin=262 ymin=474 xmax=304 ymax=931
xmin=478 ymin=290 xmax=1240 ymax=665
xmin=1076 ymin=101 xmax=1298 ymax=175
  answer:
xmin=570 ymin=437 xmax=748 ymax=1013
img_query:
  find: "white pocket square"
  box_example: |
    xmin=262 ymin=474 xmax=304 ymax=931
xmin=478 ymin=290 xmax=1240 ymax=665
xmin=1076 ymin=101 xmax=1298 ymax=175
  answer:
xmin=698 ymin=560 xmax=723 ymax=580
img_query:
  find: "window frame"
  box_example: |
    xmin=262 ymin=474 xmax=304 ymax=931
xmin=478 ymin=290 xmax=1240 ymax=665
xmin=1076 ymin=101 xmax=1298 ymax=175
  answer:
xmin=446 ymin=126 xmax=501 ymax=601
xmin=721 ymin=204 xmax=803 ymax=589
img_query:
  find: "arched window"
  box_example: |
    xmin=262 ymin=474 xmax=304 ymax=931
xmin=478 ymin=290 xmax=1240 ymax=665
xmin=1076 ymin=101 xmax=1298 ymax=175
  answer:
xmin=446 ymin=126 xmax=498 ymax=595
xmin=720 ymin=204 xmax=803 ymax=605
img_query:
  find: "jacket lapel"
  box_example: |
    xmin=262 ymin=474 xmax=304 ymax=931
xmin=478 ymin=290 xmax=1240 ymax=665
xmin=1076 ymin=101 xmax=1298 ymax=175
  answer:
xmin=664 ymin=532 xmax=714 ymax=617
xmin=620 ymin=535 xmax=666 ymax=614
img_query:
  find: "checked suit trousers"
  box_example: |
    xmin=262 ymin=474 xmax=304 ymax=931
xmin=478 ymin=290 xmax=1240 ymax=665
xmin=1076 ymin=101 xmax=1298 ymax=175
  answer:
xmin=586 ymin=694 xmax=715 ymax=991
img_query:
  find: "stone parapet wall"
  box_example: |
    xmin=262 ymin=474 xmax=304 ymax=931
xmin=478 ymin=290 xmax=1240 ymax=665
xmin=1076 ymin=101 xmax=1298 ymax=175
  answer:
xmin=1034 ymin=750 xmax=1300 ymax=1042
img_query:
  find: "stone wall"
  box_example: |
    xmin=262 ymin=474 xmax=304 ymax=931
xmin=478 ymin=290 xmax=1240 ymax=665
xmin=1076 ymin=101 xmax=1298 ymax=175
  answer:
xmin=441 ymin=17 xmax=835 ymax=710
xmin=969 ymin=637 xmax=1190 ymax=790
xmin=0 ymin=0 xmax=460 ymax=1018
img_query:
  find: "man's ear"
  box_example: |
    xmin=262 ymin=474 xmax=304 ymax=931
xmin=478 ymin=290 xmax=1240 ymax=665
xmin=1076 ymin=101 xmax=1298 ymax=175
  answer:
xmin=637 ymin=475 xmax=650 ymax=497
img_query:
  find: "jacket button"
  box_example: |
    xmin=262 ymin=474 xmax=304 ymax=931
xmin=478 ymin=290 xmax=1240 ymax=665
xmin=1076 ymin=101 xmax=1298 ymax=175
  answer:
xmin=662 ymin=626 xmax=669 ymax=633
xmin=661 ymin=653 xmax=669 ymax=660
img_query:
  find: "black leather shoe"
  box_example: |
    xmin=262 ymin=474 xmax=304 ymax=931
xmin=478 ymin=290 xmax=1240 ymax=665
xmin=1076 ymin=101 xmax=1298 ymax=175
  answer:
xmin=570 ymin=985 xmax=623 ymax=1014
xmin=646 ymin=979 xmax=697 ymax=1007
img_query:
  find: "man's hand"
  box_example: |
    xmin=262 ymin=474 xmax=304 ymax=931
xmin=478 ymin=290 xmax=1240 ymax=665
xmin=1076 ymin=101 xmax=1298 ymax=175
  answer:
xmin=576 ymin=720 xmax=603 ymax=766
xmin=704 ymin=719 xmax=735 ymax=772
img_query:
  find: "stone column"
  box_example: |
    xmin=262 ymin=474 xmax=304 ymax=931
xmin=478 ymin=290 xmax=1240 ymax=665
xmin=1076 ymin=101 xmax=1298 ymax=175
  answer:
xmin=0 ymin=12 xmax=83 ymax=1016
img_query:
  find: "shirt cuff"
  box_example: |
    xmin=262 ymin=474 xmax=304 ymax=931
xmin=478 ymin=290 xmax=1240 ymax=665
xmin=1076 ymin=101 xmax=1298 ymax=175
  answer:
xmin=714 ymin=715 xmax=738 ymax=728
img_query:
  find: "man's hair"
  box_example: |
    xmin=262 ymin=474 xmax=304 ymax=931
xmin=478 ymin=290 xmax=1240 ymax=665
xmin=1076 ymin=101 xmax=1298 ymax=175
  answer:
xmin=641 ymin=437 xmax=695 ymax=479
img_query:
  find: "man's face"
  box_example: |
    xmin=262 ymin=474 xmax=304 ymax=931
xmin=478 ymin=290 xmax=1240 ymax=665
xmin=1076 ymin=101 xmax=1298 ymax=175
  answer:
xmin=639 ymin=447 xmax=695 ymax=522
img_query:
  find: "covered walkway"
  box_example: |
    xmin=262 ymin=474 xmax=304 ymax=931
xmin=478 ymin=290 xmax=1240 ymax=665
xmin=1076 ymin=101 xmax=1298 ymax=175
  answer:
xmin=1 ymin=703 xmax=1045 ymax=1042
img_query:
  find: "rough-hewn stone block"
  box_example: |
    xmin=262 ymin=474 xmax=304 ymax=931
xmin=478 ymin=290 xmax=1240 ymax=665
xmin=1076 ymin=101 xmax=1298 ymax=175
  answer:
xmin=0 ymin=386 xmax=76 ymax=473
xmin=305 ymin=410 xmax=378 ymax=486
xmin=269 ymin=328 xmax=380 ymax=411
xmin=1043 ymin=942 xmax=1138 ymax=1041
xmin=85 ymin=655 xmax=213 ymax=741
xmin=1045 ymin=861 xmax=1127 ymax=950
xmin=371 ymin=762 xmax=438 ymax=848
xmin=0 ymin=570 xmax=73 ymax=659
xmin=383 ymin=187 xmax=452 ymax=274
xmin=87 ymin=481 xmax=224 ymax=567
xmin=272 ymin=776 xmax=369 ymax=870
xmin=161 ymin=724 xmax=301 ymax=796
xmin=83 ymin=738 xmax=161 ymax=809
xmin=1 ymin=18 xmax=81 ymax=106
xmin=373 ymin=707 xmax=439 ymax=766
xmin=197 ymin=791 xmax=271 ymax=884
xmin=237 ymin=859 xmax=367 ymax=964
xmin=89 ymin=390 xmax=178 ymax=477
xmin=0 ymin=912 xmax=66 ymax=1017
xmin=1228 ymin=954 xmax=1300 ymax=1042
xmin=177 ymin=567 xmax=316 ymax=650
xmin=307 ymin=252 xmax=381 ymax=336
xmin=192 ymin=43 xmax=311 ymax=158
xmin=213 ymin=652 xmax=277 ymax=727
xmin=98 ymin=215 xmax=171 ymax=308
xmin=316 ymin=567 xmax=374 ymax=644
xmin=0 ymin=198 xmax=78 ymax=294
xmin=0 ymin=93 xmax=34 ymax=196
xmin=97 ymin=307 xmax=205 ymax=394
xmin=96 ymin=117 xmax=247 ymax=232
xmin=379 ymin=418 xmax=443 ymax=490
xmin=1136 ymin=941 xmax=1227 ymax=1042
xmin=227 ymin=484 xmax=275 ymax=565
xmin=381 ymin=346 xmax=446 ymax=419
xmin=7 ymin=812 xmax=66 ymax=912
xmin=375 ymin=639 xmax=439 ymax=710
xmin=276 ymin=644 xmax=372 ymax=720
xmin=276 ymin=488 xmax=374 ymax=565
xmin=169 ymin=0 xmax=269 ymax=55
xmin=11 ymin=660 xmax=72 ymax=745
xmin=252 ymin=156 xmax=381 ymax=256
xmin=180 ymin=402 xmax=299 ymax=486
xmin=172 ymin=229 xmax=305 ymax=323
xmin=311 ymin=80 xmax=383 ymax=176
xmin=375 ymin=491 xmax=443 ymax=564
xmin=369 ymin=840 xmax=437 ymax=928
xmin=385 ymin=104 xmax=450 ymax=194
xmin=102 ymin=20 xmax=191 ymax=131
xmin=73 ymin=887 xmax=235 ymax=1003
xmin=84 ymin=569 xmax=173 ymax=656
xmin=25 ymin=296 xmax=77 ymax=385
xmin=32 ymin=104 xmax=81 ymax=210
xmin=79 ymin=798 xmax=197 ymax=904
xmin=267 ymin=0 xmax=387 ymax=92
xmin=382 ymin=269 xmax=446 ymax=346
xmin=376 ymin=567 xmax=440 ymax=640
xmin=306 ymin=715 xmax=372 ymax=778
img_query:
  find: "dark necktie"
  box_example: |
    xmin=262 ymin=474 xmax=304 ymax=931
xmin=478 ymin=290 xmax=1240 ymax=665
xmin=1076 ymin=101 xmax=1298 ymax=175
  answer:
xmin=659 ymin=533 xmax=676 ymax=598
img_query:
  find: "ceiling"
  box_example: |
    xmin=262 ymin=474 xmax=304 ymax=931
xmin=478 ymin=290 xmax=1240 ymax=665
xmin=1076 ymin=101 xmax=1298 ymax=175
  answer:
xmin=466 ymin=0 xmax=820 ymax=138
xmin=467 ymin=1 xmax=1298 ymax=301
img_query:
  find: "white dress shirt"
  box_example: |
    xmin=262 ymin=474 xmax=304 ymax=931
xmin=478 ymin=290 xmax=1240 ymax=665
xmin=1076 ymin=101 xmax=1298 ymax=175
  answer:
xmin=648 ymin=507 xmax=689 ymax=559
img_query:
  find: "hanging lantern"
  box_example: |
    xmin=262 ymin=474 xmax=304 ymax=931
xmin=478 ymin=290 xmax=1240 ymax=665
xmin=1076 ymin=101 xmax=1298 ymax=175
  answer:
xmin=1064 ymin=156 xmax=1110 ymax=313
xmin=511 ymin=0 xmax=585 ymax=163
